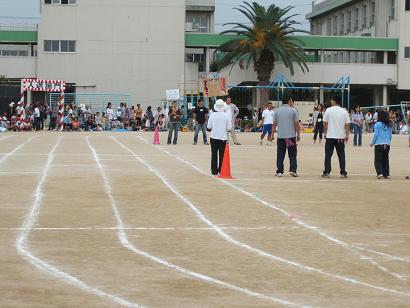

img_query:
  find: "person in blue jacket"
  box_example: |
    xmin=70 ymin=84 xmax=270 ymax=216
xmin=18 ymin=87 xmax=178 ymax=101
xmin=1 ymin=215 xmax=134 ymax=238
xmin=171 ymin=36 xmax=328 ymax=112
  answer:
xmin=370 ymin=110 xmax=392 ymax=179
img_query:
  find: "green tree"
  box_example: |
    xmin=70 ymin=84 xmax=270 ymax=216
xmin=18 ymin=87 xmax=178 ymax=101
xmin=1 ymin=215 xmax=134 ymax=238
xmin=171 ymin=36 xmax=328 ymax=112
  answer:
xmin=217 ymin=1 xmax=309 ymax=106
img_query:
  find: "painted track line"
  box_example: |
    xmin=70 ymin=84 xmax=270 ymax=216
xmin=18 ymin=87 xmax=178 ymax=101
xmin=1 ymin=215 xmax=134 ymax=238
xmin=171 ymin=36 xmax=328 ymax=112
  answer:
xmin=88 ymin=137 xmax=303 ymax=307
xmin=2 ymin=226 xmax=300 ymax=231
xmin=352 ymin=246 xmax=410 ymax=263
xmin=0 ymin=136 xmax=35 ymax=165
xmin=15 ymin=137 xmax=142 ymax=308
xmin=138 ymin=137 xmax=410 ymax=287
xmin=118 ymin=137 xmax=410 ymax=297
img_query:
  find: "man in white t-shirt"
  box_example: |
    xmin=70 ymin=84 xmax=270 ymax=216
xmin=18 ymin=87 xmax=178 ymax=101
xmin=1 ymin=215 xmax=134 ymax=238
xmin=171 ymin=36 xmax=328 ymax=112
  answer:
xmin=322 ymin=96 xmax=351 ymax=178
xmin=260 ymin=102 xmax=275 ymax=146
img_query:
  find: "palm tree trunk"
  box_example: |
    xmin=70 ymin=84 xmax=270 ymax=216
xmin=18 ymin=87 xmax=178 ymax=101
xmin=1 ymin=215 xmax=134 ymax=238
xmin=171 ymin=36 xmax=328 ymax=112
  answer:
xmin=256 ymin=69 xmax=272 ymax=108
xmin=255 ymin=51 xmax=274 ymax=107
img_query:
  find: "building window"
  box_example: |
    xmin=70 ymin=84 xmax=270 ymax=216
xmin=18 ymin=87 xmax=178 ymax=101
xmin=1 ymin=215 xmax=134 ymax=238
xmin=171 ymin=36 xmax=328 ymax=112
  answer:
xmin=327 ymin=18 xmax=331 ymax=35
xmin=0 ymin=50 xmax=28 ymax=57
xmin=406 ymin=0 xmax=410 ymax=11
xmin=390 ymin=0 xmax=395 ymax=19
xmin=45 ymin=0 xmax=76 ymax=4
xmin=340 ymin=14 xmax=345 ymax=34
xmin=333 ymin=16 xmax=338 ymax=35
xmin=362 ymin=5 xmax=367 ymax=29
xmin=44 ymin=40 xmax=76 ymax=53
xmin=354 ymin=8 xmax=359 ymax=31
xmin=370 ymin=2 xmax=375 ymax=26
xmin=186 ymin=12 xmax=210 ymax=33
xmin=405 ymin=47 xmax=410 ymax=59
xmin=347 ymin=11 xmax=352 ymax=32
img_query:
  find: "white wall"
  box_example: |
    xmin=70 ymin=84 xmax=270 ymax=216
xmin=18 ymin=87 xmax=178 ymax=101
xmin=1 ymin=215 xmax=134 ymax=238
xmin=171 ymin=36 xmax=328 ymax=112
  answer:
xmin=0 ymin=57 xmax=37 ymax=78
xmin=397 ymin=0 xmax=410 ymax=90
xmin=37 ymin=0 xmax=186 ymax=107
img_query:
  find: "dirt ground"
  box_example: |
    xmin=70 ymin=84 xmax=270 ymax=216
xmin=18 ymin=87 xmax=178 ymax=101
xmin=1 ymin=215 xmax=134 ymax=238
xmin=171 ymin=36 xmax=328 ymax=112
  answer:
xmin=0 ymin=131 xmax=409 ymax=307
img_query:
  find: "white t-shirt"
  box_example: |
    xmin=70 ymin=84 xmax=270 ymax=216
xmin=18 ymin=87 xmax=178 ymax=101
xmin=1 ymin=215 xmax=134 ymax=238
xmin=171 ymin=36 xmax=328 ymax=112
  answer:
xmin=207 ymin=111 xmax=232 ymax=141
xmin=323 ymin=106 xmax=350 ymax=139
xmin=34 ymin=107 xmax=40 ymax=118
xmin=262 ymin=109 xmax=275 ymax=125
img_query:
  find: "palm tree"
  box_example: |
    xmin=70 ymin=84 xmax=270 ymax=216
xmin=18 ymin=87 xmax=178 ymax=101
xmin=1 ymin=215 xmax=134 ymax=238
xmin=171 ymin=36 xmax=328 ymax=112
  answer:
xmin=217 ymin=1 xmax=309 ymax=106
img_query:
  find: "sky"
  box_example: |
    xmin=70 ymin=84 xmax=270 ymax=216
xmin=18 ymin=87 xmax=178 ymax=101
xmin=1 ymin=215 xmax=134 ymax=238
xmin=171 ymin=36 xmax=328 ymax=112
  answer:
xmin=0 ymin=0 xmax=312 ymax=30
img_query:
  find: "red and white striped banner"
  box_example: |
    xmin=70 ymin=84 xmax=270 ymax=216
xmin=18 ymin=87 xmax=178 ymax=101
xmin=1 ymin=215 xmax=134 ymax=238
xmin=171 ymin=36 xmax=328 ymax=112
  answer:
xmin=22 ymin=79 xmax=66 ymax=92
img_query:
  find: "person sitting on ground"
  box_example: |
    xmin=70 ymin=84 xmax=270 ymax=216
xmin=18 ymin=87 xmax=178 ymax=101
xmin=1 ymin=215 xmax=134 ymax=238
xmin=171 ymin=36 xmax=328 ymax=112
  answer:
xmin=71 ymin=117 xmax=80 ymax=131
xmin=64 ymin=114 xmax=73 ymax=131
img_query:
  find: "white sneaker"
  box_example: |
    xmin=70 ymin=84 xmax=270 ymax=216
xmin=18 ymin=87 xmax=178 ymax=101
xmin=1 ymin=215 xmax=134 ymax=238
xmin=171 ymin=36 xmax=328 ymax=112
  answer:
xmin=376 ymin=174 xmax=384 ymax=179
xmin=275 ymin=173 xmax=284 ymax=177
xmin=290 ymin=172 xmax=299 ymax=178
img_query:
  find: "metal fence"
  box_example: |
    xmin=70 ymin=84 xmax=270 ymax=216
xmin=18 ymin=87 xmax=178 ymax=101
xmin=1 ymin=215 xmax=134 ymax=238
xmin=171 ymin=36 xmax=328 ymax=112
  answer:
xmin=49 ymin=93 xmax=132 ymax=114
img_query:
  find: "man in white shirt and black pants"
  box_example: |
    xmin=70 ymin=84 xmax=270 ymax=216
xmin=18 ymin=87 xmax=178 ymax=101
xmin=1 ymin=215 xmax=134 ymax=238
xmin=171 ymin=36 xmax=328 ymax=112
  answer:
xmin=207 ymin=99 xmax=232 ymax=175
xmin=322 ymin=96 xmax=351 ymax=178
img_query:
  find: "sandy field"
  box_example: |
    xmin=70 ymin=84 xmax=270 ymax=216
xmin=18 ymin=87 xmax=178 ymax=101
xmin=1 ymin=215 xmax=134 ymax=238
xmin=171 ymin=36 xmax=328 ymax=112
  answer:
xmin=0 ymin=131 xmax=409 ymax=307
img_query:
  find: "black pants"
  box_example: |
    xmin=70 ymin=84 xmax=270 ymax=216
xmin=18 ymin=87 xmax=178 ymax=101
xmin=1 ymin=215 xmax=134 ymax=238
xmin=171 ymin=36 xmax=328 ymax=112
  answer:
xmin=34 ymin=117 xmax=40 ymax=131
xmin=324 ymin=138 xmax=347 ymax=175
xmin=210 ymin=138 xmax=227 ymax=175
xmin=313 ymin=122 xmax=323 ymax=140
xmin=49 ymin=117 xmax=56 ymax=130
xmin=374 ymin=145 xmax=390 ymax=176
xmin=276 ymin=138 xmax=297 ymax=174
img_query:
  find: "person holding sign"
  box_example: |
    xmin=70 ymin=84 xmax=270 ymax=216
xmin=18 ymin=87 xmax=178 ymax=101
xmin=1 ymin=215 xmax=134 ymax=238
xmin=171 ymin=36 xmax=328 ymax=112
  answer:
xmin=167 ymin=101 xmax=181 ymax=145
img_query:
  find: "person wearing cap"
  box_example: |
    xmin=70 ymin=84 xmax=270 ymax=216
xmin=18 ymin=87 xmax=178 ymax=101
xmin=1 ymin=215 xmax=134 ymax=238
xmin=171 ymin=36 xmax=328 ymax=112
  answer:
xmin=207 ymin=99 xmax=232 ymax=175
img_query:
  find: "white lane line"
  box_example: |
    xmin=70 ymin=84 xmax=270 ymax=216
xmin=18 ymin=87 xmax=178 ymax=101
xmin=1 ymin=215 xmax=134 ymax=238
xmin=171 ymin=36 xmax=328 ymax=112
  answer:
xmin=15 ymin=137 xmax=142 ymax=308
xmin=0 ymin=136 xmax=35 ymax=165
xmin=120 ymin=137 xmax=410 ymax=297
xmin=2 ymin=226 xmax=300 ymax=231
xmin=138 ymin=137 xmax=410 ymax=285
xmin=87 ymin=137 xmax=304 ymax=307
xmin=352 ymin=246 xmax=410 ymax=263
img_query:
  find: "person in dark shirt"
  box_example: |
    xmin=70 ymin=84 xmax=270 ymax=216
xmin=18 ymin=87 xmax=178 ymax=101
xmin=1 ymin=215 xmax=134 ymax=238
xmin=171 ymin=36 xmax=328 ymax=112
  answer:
xmin=193 ymin=99 xmax=209 ymax=145
xmin=167 ymin=101 xmax=181 ymax=145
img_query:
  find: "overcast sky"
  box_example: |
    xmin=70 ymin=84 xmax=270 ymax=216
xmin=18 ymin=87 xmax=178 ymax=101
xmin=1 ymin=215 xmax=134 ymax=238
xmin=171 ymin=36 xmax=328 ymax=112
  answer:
xmin=0 ymin=0 xmax=311 ymax=30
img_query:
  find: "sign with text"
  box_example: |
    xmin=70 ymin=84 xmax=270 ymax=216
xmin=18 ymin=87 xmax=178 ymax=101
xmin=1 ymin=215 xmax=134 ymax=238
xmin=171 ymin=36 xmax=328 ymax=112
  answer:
xmin=166 ymin=89 xmax=180 ymax=101
xmin=22 ymin=79 xmax=66 ymax=92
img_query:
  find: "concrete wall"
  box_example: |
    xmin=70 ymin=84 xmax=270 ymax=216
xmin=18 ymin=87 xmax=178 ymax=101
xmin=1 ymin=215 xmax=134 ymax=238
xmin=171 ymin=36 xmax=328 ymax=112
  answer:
xmin=186 ymin=0 xmax=215 ymax=8
xmin=397 ymin=0 xmax=410 ymax=90
xmin=221 ymin=62 xmax=397 ymax=86
xmin=37 ymin=0 xmax=186 ymax=107
xmin=0 ymin=57 xmax=37 ymax=78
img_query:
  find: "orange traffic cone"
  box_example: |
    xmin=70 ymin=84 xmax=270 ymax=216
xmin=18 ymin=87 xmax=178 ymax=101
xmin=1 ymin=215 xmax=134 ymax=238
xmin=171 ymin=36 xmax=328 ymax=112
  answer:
xmin=153 ymin=126 xmax=160 ymax=145
xmin=218 ymin=143 xmax=234 ymax=179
